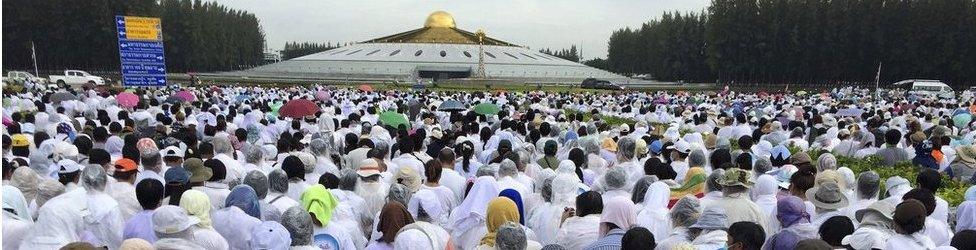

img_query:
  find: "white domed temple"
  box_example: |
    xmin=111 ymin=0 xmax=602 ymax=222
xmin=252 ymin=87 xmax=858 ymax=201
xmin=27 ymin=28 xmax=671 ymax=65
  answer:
xmin=239 ymin=11 xmax=627 ymax=84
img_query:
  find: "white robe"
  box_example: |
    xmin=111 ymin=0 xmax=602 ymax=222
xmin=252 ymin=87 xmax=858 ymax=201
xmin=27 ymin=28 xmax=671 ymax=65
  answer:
xmin=883 ymin=233 xmax=936 ymax=250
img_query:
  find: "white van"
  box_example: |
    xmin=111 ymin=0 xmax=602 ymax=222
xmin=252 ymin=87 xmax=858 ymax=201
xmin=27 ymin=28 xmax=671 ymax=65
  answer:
xmin=892 ymin=79 xmax=954 ymax=98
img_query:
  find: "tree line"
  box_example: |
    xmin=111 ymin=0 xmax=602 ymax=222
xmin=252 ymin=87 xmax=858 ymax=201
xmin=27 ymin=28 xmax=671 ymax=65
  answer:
xmin=603 ymin=0 xmax=976 ymax=86
xmin=539 ymin=46 xmax=580 ymax=62
xmin=2 ymin=0 xmax=265 ymax=73
xmin=281 ymin=42 xmax=344 ymax=60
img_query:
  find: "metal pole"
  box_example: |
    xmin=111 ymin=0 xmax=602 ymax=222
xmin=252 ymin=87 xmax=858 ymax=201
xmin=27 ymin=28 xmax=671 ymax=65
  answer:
xmin=31 ymin=41 xmax=39 ymax=76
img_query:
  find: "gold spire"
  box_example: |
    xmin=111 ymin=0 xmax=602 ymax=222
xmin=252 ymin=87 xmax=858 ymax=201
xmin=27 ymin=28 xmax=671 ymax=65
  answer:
xmin=424 ymin=11 xmax=456 ymax=28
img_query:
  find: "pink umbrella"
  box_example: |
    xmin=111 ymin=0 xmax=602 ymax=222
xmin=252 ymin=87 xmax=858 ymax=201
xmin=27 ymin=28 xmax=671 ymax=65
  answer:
xmin=117 ymin=92 xmax=140 ymax=108
xmin=174 ymin=90 xmax=196 ymax=102
xmin=315 ymin=90 xmax=331 ymax=102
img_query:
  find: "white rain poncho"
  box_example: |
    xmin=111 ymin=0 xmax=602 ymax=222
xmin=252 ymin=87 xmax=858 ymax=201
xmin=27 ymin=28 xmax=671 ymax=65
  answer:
xmin=636 ymin=182 xmax=672 ymax=244
xmin=80 ymin=163 xmax=125 ymax=249
xmin=18 ymin=188 xmax=88 ymax=249
xmin=448 ymin=176 xmax=498 ymax=250
xmin=753 ymin=174 xmax=781 ymax=231
xmin=550 ymin=160 xmax=582 ymax=208
xmin=394 ymin=221 xmax=452 ymax=250
xmin=211 ymin=206 xmax=261 ymax=250
xmin=957 ymin=201 xmax=976 ymax=233
xmin=556 ymin=213 xmax=601 ymax=250
xmin=3 ymin=186 xmax=34 ymax=250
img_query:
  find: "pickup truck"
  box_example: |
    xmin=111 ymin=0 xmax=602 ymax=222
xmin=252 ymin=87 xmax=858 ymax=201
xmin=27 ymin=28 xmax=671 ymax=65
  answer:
xmin=3 ymin=71 xmax=48 ymax=85
xmin=49 ymin=70 xmax=106 ymax=86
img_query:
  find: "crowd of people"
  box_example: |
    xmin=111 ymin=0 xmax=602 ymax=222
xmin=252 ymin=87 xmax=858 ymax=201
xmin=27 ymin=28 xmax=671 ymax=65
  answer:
xmin=2 ymin=83 xmax=976 ymax=250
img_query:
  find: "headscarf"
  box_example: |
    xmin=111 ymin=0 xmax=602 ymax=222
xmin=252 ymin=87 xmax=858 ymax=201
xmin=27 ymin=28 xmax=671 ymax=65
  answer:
xmin=395 ymin=222 xmax=451 ymax=250
xmin=638 ymin=181 xmax=672 ymax=240
xmin=479 ymin=197 xmax=521 ymax=247
xmin=226 ymin=184 xmax=261 ymax=219
xmin=499 ymin=189 xmax=525 ymax=225
xmin=956 ymin=201 xmax=976 ymax=233
xmin=301 ymin=184 xmax=338 ymax=226
xmin=407 ymin=189 xmax=446 ymax=224
xmin=600 ymin=196 xmax=637 ymax=235
xmin=601 ymin=138 xmax=617 ymax=152
xmin=777 ymin=196 xmax=810 ymax=227
xmin=377 ymin=202 xmax=415 ymax=243
xmin=967 ymin=186 xmax=976 ymax=201
xmin=754 ymin=174 xmax=779 ymax=214
xmin=2 ymin=185 xmax=32 ymax=221
xmin=450 ymin=176 xmax=499 ymax=234
xmin=179 ymin=190 xmax=213 ymax=228
xmin=670 ymin=167 xmax=707 ymax=200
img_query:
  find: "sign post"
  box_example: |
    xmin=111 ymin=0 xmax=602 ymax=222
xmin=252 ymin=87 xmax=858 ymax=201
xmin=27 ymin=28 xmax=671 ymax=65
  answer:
xmin=116 ymin=16 xmax=167 ymax=87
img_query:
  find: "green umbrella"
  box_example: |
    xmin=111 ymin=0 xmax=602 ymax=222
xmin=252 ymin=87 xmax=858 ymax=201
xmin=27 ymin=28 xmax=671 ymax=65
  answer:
xmin=473 ymin=103 xmax=500 ymax=116
xmin=379 ymin=111 xmax=410 ymax=128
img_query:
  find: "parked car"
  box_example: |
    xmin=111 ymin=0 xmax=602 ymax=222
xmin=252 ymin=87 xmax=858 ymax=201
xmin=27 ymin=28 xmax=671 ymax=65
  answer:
xmin=49 ymin=70 xmax=106 ymax=87
xmin=892 ymin=79 xmax=953 ymax=99
xmin=3 ymin=71 xmax=48 ymax=84
xmin=581 ymin=78 xmax=624 ymax=90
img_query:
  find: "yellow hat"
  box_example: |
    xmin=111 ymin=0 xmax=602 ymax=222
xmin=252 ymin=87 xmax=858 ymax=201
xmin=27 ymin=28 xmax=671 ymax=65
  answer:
xmin=11 ymin=134 xmax=29 ymax=147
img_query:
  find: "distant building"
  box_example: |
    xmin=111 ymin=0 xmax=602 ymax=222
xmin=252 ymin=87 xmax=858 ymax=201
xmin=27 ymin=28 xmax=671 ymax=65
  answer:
xmin=262 ymin=52 xmax=281 ymax=64
xmin=235 ymin=11 xmax=626 ymax=84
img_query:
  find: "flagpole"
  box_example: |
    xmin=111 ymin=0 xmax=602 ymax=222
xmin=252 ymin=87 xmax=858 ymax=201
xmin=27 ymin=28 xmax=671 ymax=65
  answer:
xmin=874 ymin=62 xmax=882 ymax=99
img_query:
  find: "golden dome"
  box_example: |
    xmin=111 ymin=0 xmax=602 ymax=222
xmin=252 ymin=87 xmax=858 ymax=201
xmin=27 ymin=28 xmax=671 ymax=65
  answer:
xmin=424 ymin=11 xmax=456 ymax=28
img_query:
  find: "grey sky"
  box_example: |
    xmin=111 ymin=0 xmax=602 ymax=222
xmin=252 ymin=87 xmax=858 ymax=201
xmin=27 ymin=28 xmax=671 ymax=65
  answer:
xmin=214 ymin=0 xmax=710 ymax=59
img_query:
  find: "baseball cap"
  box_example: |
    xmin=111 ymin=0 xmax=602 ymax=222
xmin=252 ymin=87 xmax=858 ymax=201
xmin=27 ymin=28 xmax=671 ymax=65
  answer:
xmin=11 ymin=134 xmax=30 ymax=147
xmin=649 ymin=140 xmax=663 ymax=154
xmin=667 ymin=139 xmax=692 ymax=154
xmin=164 ymin=167 xmax=191 ymax=185
xmin=114 ymin=158 xmax=138 ymax=173
xmin=152 ymin=205 xmax=200 ymax=234
xmin=357 ymin=159 xmax=381 ymax=177
xmin=56 ymin=159 xmax=82 ymax=174
xmin=249 ymin=221 xmax=292 ymax=249
xmin=160 ymin=146 xmax=184 ymax=159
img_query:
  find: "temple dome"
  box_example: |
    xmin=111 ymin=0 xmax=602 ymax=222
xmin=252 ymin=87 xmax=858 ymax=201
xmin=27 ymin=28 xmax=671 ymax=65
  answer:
xmin=424 ymin=11 xmax=456 ymax=28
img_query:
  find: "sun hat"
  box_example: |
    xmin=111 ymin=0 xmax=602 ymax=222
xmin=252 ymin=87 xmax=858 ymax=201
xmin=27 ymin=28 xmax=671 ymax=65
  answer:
xmin=690 ymin=206 xmax=728 ymax=230
xmin=703 ymin=134 xmax=717 ymax=149
xmin=357 ymin=159 xmax=382 ymax=177
xmin=806 ymin=180 xmax=849 ymax=210
xmin=956 ymin=145 xmax=976 ymax=164
xmin=855 ymin=200 xmax=896 ymax=223
xmin=766 ymin=165 xmax=799 ymax=189
xmin=152 ymin=205 xmax=200 ymax=234
xmin=184 ymin=158 xmax=212 ymax=183
xmin=718 ymin=168 xmax=754 ymax=188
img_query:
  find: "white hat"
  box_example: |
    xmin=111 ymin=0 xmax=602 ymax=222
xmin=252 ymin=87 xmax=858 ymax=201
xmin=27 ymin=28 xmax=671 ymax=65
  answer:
xmin=668 ymin=139 xmax=692 ymax=154
xmin=152 ymin=205 xmax=200 ymax=234
xmin=160 ymin=146 xmax=184 ymax=158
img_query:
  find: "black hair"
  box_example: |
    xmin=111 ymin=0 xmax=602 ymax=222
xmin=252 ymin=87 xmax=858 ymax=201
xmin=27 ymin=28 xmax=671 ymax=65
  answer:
xmin=902 ymin=188 xmax=936 ymax=216
xmin=818 ymin=216 xmax=854 ymax=247
xmin=58 ymin=171 xmax=80 ymax=185
xmin=735 ymin=153 xmax=753 ymax=170
xmin=621 ymin=227 xmax=656 ymax=250
xmin=951 ymin=230 xmax=976 ymax=250
xmin=568 ymin=148 xmax=586 ymax=181
xmin=424 ymin=160 xmax=443 ymax=183
xmin=729 ymin=221 xmax=766 ymax=250
xmin=576 ymin=191 xmax=603 ymax=217
xmin=204 ymin=158 xmax=226 ymax=181
xmin=644 ymin=158 xmax=676 ymax=180
xmin=88 ymin=149 xmax=112 ymax=166
xmin=710 ymin=148 xmax=732 ymax=170
xmin=136 ymin=179 xmax=165 ymax=210
xmin=455 ymin=141 xmax=475 ymax=173
xmin=916 ymin=168 xmax=942 ymax=192
xmin=282 ymin=155 xmax=305 ymax=181
xmin=318 ymin=173 xmax=339 ymax=189
xmin=885 ymin=129 xmax=902 ymax=145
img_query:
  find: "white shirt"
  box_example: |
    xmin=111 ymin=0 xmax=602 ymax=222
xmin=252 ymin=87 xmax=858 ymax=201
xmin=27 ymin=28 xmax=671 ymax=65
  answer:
xmin=557 ymin=214 xmax=601 ymax=250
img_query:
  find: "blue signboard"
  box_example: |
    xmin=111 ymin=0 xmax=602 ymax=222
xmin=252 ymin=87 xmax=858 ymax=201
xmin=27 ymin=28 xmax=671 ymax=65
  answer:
xmin=116 ymin=15 xmax=167 ymax=87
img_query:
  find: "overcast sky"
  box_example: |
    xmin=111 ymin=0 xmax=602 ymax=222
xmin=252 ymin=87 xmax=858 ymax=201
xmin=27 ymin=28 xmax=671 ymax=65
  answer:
xmin=213 ymin=0 xmax=710 ymax=59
